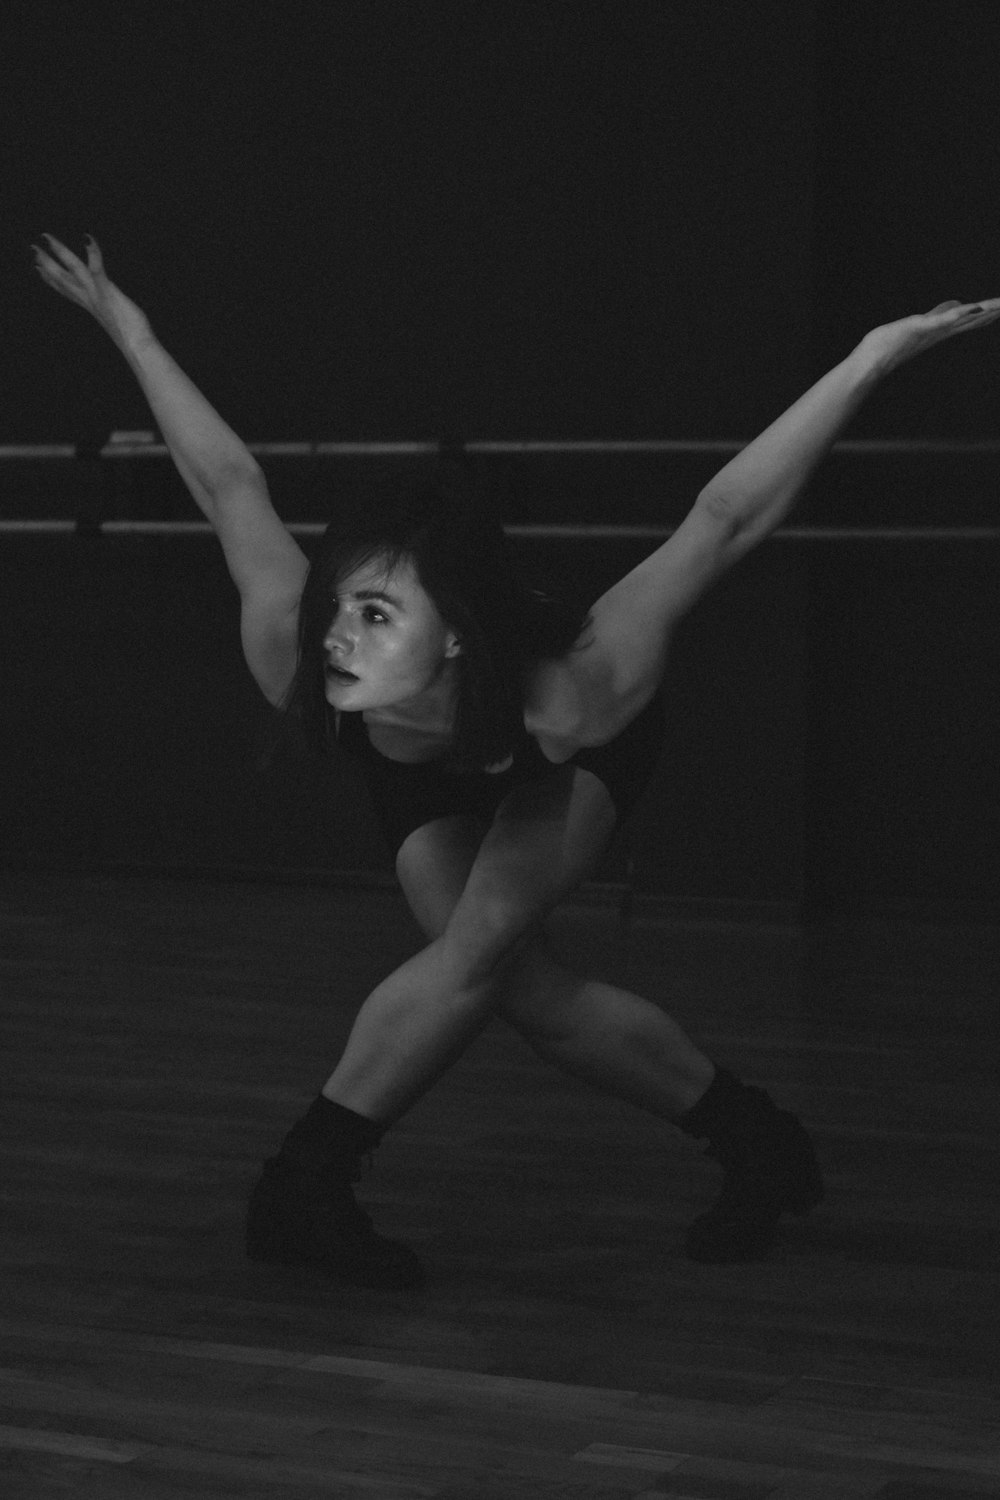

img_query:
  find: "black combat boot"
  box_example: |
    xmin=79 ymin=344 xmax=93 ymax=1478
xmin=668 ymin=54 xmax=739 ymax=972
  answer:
xmin=676 ymin=1067 xmax=824 ymax=1263
xmin=245 ymin=1095 xmax=425 ymax=1290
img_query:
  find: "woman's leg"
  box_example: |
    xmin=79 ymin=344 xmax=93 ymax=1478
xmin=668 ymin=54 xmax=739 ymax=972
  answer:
xmin=391 ymin=815 xmax=822 ymax=1264
xmin=498 ymin=942 xmax=716 ymax=1115
xmin=252 ymin=783 xmax=820 ymax=1280
xmin=390 ymin=815 xmax=714 ymax=1118
xmin=321 ymin=766 xmax=621 ymax=1124
xmin=247 ymin=775 xmax=620 ymax=1288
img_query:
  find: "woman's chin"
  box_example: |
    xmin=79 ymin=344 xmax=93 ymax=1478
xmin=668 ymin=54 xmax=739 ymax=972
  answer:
xmin=324 ymin=675 xmax=362 ymax=703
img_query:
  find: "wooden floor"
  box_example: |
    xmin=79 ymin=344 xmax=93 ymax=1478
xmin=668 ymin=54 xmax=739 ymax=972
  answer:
xmin=1 ymin=870 xmax=998 ymax=1499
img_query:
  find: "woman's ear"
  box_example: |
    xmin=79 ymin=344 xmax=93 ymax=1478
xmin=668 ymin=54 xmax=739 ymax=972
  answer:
xmin=444 ymin=632 xmax=463 ymax=659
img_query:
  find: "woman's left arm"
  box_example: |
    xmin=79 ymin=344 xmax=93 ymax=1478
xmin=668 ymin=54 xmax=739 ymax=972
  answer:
xmin=695 ymin=297 xmax=1000 ymax=553
xmin=563 ymin=297 xmax=1000 ymax=736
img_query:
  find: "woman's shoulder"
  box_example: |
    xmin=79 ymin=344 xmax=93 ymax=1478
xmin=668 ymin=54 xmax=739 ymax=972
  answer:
xmin=523 ymin=608 xmax=668 ymax=756
xmin=522 ymin=636 xmax=619 ymax=759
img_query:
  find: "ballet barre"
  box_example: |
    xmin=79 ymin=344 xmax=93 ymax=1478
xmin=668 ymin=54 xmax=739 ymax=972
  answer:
xmin=2 ymin=437 xmax=1000 ymax=460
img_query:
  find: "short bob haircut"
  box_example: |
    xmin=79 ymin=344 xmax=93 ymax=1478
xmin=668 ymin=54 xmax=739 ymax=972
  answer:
xmin=282 ymin=465 xmax=591 ymax=773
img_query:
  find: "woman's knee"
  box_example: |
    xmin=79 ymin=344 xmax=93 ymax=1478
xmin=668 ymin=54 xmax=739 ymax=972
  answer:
xmin=436 ymin=852 xmax=572 ymax=985
xmin=439 ymin=904 xmax=541 ymax=989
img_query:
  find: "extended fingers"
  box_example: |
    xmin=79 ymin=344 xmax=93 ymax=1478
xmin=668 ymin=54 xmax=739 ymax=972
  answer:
xmin=949 ymin=297 xmax=1000 ymax=316
xmin=84 ymin=235 xmax=106 ymax=274
xmin=32 ymin=238 xmax=92 ymax=306
xmin=921 ymin=298 xmax=1000 ymax=340
xmin=952 ymin=297 xmax=1000 ymax=333
xmin=40 ymin=232 xmax=89 ymax=273
xmin=32 ymin=232 xmax=108 ymax=302
xmin=32 ymin=242 xmax=72 ymax=284
xmin=925 ymin=297 xmax=998 ymax=316
xmin=32 ymin=242 xmax=70 ymax=288
xmin=36 ymin=233 xmax=106 ymax=284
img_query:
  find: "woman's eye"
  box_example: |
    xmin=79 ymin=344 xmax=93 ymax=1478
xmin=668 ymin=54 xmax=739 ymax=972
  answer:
xmin=365 ymin=608 xmax=388 ymax=624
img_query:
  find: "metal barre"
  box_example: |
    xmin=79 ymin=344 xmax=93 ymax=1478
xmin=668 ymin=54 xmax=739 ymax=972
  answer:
xmin=3 ymin=439 xmax=1000 ymax=460
xmin=2 ymin=520 xmax=998 ymax=542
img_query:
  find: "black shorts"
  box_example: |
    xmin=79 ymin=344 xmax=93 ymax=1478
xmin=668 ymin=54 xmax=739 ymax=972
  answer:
xmin=336 ymin=689 xmax=665 ymax=860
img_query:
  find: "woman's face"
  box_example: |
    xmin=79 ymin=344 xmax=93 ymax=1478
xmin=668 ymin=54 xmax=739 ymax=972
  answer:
xmin=322 ymin=554 xmax=461 ymax=716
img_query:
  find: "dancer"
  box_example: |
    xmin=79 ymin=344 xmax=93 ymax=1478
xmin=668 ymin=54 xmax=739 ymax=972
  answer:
xmin=35 ymin=234 xmax=999 ymax=1289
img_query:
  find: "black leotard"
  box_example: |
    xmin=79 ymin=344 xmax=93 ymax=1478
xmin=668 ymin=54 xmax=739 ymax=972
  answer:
xmin=335 ymin=688 xmax=665 ymax=859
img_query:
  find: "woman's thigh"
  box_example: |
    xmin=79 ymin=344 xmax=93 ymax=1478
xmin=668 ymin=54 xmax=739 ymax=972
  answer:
xmin=395 ymin=815 xmax=488 ymax=939
xmin=397 ymin=804 xmax=630 ymax=1062
xmin=395 ymin=766 xmax=616 ymax=981
xmin=443 ymin=765 xmax=616 ymax=976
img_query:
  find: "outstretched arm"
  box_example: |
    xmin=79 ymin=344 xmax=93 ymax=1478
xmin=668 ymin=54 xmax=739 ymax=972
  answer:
xmin=559 ymin=296 xmax=1000 ymax=737
xmin=34 ymin=235 xmax=308 ymax=701
xmin=693 ymin=298 xmax=1000 ymax=553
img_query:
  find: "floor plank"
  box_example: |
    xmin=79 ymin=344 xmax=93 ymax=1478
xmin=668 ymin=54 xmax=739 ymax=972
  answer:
xmin=2 ymin=871 xmax=998 ymax=1498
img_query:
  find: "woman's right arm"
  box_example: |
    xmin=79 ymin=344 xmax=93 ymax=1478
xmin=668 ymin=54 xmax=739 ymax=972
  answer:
xmin=34 ymin=235 xmax=308 ymax=703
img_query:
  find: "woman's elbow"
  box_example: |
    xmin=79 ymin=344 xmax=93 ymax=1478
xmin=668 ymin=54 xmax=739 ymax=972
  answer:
xmin=215 ymin=456 xmax=266 ymax=496
xmin=695 ymin=487 xmax=745 ymax=543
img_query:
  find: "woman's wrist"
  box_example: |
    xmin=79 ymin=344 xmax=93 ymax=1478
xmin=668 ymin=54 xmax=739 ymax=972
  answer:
xmin=117 ymin=319 xmax=156 ymax=357
xmin=845 ymin=333 xmax=895 ymax=385
xmin=114 ymin=324 xmax=161 ymax=379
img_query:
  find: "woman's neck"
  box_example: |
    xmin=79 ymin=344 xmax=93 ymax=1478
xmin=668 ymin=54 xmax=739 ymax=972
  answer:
xmin=362 ymin=668 xmax=460 ymax=739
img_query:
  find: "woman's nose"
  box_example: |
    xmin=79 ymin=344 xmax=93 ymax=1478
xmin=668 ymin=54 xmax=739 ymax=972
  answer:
xmin=324 ymin=614 xmax=354 ymax=655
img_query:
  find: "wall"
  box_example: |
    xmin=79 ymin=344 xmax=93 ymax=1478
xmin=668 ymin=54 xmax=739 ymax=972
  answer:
xmin=3 ymin=1 xmax=815 ymax=445
xmin=812 ymin=1 xmax=1000 ymax=436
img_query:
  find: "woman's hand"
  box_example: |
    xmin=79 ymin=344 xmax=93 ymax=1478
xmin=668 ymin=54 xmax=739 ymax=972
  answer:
xmin=859 ymin=296 xmax=1000 ymax=376
xmin=33 ymin=234 xmax=153 ymax=354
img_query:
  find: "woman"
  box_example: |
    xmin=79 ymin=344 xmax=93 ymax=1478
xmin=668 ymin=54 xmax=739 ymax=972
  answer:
xmin=35 ymin=234 xmax=999 ymax=1290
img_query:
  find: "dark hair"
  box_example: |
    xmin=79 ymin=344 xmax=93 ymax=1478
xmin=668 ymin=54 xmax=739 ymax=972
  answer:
xmin=282 ymin=465 xmax=591 ymax=772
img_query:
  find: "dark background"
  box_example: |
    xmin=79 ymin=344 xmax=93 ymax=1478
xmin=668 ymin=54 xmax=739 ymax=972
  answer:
xmin=4 ymin=0 xmax=999 ymax=445
xmin=2 ymin=2 xmax=999 ymax=916
xmin=6 ymin=0 xmax=819 ymax=443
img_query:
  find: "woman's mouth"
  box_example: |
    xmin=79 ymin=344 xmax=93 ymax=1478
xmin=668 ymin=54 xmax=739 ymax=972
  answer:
xmin=326 ymin=664 xmax=359 ymax=683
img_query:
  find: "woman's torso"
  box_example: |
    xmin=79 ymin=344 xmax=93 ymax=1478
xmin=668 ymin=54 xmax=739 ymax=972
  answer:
xmin=360 ymin=653 xmax=591 ymax=772
xmin=341 ymin=649 xmax=667 ymax=845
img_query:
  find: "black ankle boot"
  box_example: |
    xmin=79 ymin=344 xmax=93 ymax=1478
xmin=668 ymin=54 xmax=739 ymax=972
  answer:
xmin=245 ymin=1096 xmax=425 ymax=1290
xmin=676 ymin=1067 xmax=824 ymax=1263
